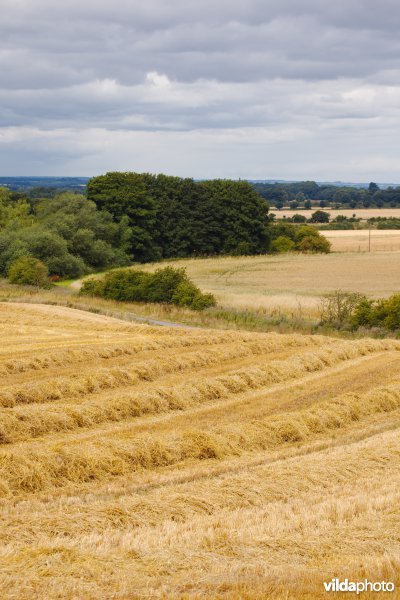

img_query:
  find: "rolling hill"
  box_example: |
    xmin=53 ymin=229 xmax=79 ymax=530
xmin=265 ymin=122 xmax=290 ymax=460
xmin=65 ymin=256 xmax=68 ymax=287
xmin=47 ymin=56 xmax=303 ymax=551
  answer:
xmin=0 ymin=303 xmax=399 ymax=598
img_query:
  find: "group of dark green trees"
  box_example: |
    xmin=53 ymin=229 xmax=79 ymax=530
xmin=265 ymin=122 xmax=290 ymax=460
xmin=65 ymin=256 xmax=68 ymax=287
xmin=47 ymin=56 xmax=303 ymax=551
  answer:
xmin=0 ymin=172 xmax=331 ymax=282
xmin=87 ymin=173 xmax=270 ymax=262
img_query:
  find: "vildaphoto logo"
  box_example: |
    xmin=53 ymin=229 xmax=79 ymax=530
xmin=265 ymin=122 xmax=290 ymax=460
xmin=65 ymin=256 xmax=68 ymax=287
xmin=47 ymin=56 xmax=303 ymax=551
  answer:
xmin=324 ymin=579 xmax=395 ymax=594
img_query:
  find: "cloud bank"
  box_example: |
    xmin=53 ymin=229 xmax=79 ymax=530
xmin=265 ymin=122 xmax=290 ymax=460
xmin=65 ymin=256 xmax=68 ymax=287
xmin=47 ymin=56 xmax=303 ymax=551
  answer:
xmin=1 ymin=0 xmax=400 ymax=179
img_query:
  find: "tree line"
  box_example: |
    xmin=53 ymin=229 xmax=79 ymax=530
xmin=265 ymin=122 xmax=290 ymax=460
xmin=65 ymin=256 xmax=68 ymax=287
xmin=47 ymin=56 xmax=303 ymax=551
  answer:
xmin=87 ymin=173 xmax=271 ymax=262
xmin=0 ymin=172 xmax=331 ymax=282
xmin=253 ymin=180 xmax=400 ymax=209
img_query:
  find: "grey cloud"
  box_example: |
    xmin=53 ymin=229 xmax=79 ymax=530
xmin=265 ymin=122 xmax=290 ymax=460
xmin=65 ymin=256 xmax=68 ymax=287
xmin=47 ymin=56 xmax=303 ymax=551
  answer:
xmin=1 ymin=0 xmax=400 ymax=178
xmin=2 ymin=0 xmax=400 ymax=86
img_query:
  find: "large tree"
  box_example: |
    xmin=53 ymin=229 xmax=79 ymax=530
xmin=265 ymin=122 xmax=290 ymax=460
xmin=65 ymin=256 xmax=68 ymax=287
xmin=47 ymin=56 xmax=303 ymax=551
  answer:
xmin=87 ymin=172 xmax=271 ymax=260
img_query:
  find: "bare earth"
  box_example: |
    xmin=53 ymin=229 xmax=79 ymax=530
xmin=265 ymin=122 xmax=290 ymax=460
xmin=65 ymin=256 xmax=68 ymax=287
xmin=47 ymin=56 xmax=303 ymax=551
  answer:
xmin=1 ymin=303 xmax=400 ymax=599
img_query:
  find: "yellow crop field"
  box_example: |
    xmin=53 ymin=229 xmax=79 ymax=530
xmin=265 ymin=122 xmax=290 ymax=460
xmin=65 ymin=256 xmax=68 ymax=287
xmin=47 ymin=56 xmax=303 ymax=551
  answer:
xmin=1 ymin=303 xmax=400 ymax=598
xmin=274 ymin=208 xmax=400 ymax=220
xmin=324 ymin=229 xmax=400 ymax=252
xmin=139 ymin=252 xmax=400 ymax=317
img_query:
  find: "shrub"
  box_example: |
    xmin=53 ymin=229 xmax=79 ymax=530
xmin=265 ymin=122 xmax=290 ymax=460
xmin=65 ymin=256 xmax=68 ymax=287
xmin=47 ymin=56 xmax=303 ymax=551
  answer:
xmin=8 ymin=256 xmax=49 ymax=288
xmin=270 ymin=236 xmax=296 ymax=253
xmin=297 ymin=235 xmax=331 ymax=254
xmin=351 ymin=294 xmax=400 ymax=331
xmin=291 ymin=214 xmax=307 ymax=223
xmin=269 ymin=223 xmax=330 ymax=254
xmin=270 ymin=222 xmax=297 ymax=241
xmin=80 ymin=267 xmax=216 ymax=311
xmin=319 ymin=290 xmax=366 ymax=327
xmin=147 ymin=267 xmax=188 ymax=303
xmin=295 ymin=225 xmax=321 ymax=242
xmin=172 ymin=280 xmax=216 ymax=310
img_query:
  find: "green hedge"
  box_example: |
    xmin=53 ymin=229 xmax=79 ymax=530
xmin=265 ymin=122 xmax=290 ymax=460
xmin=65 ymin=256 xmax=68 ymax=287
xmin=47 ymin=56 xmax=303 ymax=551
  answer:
xmin=80 ymin=267 xmax=217 ymax=311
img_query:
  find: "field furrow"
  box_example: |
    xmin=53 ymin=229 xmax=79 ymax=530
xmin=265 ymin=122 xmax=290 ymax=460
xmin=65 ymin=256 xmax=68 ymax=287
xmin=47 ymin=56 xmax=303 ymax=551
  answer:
xmin=1 ymin=303 xmax=399 ymax=599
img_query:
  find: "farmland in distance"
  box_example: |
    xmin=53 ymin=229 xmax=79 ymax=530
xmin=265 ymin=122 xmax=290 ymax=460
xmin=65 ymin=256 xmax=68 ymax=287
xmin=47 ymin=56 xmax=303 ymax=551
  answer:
xmin=138 ymin=252 xmax=400 ymax=317
xmin=324 ymin=229 xmax=400 ymax=252
xmin=273 ymin=208 xmax=400 ymax=219
xmin=0 ymin=302 xmax=399 ymax=599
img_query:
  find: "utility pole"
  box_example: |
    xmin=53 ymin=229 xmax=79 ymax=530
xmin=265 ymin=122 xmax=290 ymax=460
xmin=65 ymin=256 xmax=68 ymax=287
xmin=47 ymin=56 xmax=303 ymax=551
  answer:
xmin=368 ymin=222 xmax=371 ymax=252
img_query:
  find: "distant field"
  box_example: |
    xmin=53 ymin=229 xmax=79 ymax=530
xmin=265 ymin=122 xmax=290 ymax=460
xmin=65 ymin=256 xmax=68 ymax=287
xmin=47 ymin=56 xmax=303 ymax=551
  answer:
xmin=141 ymin=252 xmax=400 ymax=316
xmin=324 ymin=229 xmax=400 ymax=252
xmin=1 ymin=303 xmax=400 ymax=598
xmin=273 ymin=208 xmax=400 ymax=219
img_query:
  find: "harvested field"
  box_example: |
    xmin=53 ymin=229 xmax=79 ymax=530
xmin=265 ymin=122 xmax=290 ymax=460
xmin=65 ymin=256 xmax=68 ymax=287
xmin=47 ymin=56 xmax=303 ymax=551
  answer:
xmin=1 ymin=303 xmax=400 ymax=598
xmin=324 ymin=229 xmax=400 ymax=252
xmin=273 ymin=208 xmax=400 ymax=220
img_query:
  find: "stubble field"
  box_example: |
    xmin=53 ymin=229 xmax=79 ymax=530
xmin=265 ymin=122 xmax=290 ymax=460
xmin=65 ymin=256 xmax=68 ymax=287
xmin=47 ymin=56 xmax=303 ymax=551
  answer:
xmin=324 ymin=230 xmax=400 ymax=252
xmin=273 ymin=208 xmax=400 ymax=220
xmin=1 ymin=303 xmax=400 ymax=599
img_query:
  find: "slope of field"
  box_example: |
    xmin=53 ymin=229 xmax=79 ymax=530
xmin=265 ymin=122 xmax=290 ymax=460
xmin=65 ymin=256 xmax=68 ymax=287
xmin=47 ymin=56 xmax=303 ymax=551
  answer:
xmin=1 ymin=303 xmax=400 ymax=599
xmin=139 ymin=252 xmax=400 ymax=316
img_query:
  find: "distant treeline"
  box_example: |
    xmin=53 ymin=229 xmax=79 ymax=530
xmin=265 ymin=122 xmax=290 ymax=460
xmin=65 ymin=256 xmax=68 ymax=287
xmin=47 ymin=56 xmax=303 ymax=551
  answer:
xmin=0 ymin=177 xmax=90 ymax=192
xmin=252 ymin=180 xmax=400 ymax=209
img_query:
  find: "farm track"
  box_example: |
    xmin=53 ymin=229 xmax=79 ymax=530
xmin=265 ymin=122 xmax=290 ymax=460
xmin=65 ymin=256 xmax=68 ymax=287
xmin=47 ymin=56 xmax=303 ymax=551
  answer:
xmin=1 ymin=303 xmax=400 ymax=599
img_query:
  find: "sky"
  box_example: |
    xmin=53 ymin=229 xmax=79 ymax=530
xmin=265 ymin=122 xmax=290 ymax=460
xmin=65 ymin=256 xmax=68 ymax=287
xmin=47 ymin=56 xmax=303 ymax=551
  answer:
xmin=0 ymin=0 xmax=400 ymax=181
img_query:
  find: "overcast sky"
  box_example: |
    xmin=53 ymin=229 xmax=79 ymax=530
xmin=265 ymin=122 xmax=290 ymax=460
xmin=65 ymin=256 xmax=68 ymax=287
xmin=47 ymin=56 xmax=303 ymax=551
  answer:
xmin=1 ymin=0 xmax=400 ymax=181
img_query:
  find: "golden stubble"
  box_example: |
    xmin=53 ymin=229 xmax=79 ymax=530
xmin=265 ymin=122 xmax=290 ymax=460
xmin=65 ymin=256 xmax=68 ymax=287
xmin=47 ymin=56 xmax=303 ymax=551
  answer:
xmin=0 ymin=303 xmax=399 ymax=599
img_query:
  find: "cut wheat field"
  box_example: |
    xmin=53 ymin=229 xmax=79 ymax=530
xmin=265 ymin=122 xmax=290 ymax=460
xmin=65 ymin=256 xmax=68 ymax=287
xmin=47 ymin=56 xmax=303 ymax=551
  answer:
xmin=1 ymin=303 xmax=400 ymax=599
xmin=324 ymin=229 xmax=400 ymax=252
xmin=274 ymin=208 xmax=400 ymax=220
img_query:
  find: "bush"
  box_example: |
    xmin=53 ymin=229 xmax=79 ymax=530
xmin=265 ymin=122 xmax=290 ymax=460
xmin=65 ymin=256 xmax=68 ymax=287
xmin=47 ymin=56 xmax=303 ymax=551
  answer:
xmin=172 ymin=280 xmax=216 ymax=310
xmin=295 ymin=225 xmax=321 ymax=242
xmin=351 ymin=294 xmax=400 ymax=331
xmin=80 ymin=267 xmax=216 ymax=311
xmin=147 ymin=267 xmax=188 ymax=303
xmin=291 ymin=214 xmax=307 ymax=223
xmin=269 ymin=223 xmax=330 ymax=254
xmin=270 ymin=236 xmax=296 ymax=253
xmin=297 ymin=235 xmax=331 ymax=253
xmin=319 ymin=290 xmax=366 ymax=327
xmin=8 ymin=256 xmax=49 ymax=288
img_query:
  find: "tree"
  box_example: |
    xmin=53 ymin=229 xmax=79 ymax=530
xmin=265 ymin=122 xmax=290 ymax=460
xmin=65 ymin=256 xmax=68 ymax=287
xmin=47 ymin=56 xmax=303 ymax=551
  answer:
xmin=8 ymin=256 xmax=49 ymax=287
xmin=295 ymin=192 xmax=306 ymax=205
xmin=87 ymin=172 xmax=160 ymax=262
xmin=310 ymin=210 xmax=330 ymax=223
xmin=0 ymin=187 xmax=31 ymax=229
xmin=368 ymin=182 xmax=379 ymax=194
xmin=88 ymin=173 xmax=271 ymax=259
